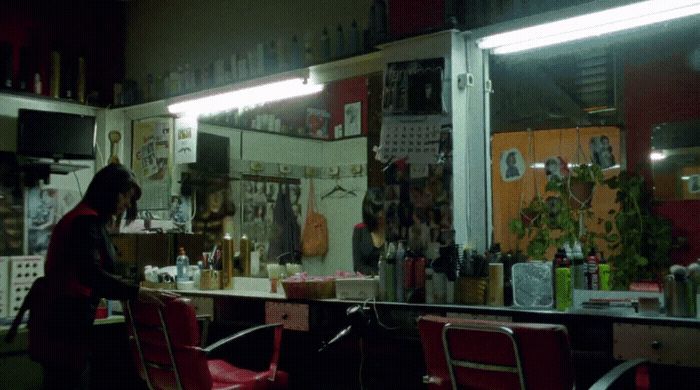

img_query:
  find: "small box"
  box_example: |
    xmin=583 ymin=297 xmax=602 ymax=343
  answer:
xmin=335 ymin=277 xmax=379 ymax=300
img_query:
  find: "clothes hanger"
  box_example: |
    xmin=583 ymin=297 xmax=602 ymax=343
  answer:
xmin=321 ymin=178 xmax=357 ymax=200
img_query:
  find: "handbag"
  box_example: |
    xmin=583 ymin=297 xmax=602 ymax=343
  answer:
xmin=301 ymin=179 xmax=328 ymax=257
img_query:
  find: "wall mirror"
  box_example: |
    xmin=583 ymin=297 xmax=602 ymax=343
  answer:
xmin=180 ymin=72 xmax=383 ymax=277
xmin=651 ymin=119 xmax=700 ymax=201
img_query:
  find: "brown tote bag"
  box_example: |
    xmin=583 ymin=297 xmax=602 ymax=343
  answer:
xmin=301 ymin=179 xmax=328 ymax=257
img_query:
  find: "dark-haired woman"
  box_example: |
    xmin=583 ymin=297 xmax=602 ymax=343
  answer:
xmin=352 ymin=189 xmax=385 ymax=275
xmin=32 ymin=164 xmax=175 ymax=390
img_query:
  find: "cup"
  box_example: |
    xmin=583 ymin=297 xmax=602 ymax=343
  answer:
xmin=286 ymin=263 xmax=303 ymax=276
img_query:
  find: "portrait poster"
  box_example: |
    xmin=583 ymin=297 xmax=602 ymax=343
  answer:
xmin=174 ymin=115 xmax=198 ymax=165
xmin=344 ymin=102 xmax=362 ymax=137
xmin=689 ymin=175 xmax=700 ymax=194
xmin=589 ymin=135 xmax=617 ymax=169
xmin=26 ymin=187 xmax=80 ymax=255
xmin=132 ymin=117 xmax=172 ymax=210
xmin=499 ymin=148 xmax=525 ymax=182
xmin=383 ymin=58 xmax=444 ymax=115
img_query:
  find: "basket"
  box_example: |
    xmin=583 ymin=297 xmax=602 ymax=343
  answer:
xmin=455 ymin=276 xmax=488 ymax=305
xmin=282 ymin=279 xmax=336 ymax=299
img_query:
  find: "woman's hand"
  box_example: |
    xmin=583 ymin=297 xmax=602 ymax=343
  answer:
xmin=137 ymin=287 xmax=179 ymax=306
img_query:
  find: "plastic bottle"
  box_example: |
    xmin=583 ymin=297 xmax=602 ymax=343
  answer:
xmin=349 ymin=19 xmax=361 ymax=54
xmin=176 ymin=247 xmax=190 ymax=282
xmin=554 ymin=248 xmax=572 ymax=311
xmin=586 ymin=249 xmax=600 ymax=290
xmin=599 ymin=251 xmax=610 ymax=291
xmin=395 ymin=241 xmax=406 ymax=302
xmin=335 ymin=24 xmax=345 ymax=58
xmin=320 ymin=27 xmax=331 ymax=62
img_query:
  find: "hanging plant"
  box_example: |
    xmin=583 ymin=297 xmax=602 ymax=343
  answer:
xmin=603 ymin=172 xmax=672 ymax=290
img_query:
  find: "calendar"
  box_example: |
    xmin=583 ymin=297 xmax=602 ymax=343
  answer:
xmin=379 ymin=115 xmax=447 ymax=164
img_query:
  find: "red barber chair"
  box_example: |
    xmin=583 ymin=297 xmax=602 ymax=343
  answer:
xmin=124 ymin=297 xmax=288 ymax=390
xmin=418 ymin=315 xmax=647 ymax=390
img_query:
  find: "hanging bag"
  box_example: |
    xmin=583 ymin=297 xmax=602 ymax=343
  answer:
xmin=301 ymin=179 xmax=328 ymax=257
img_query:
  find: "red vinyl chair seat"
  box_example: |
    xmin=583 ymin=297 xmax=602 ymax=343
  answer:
xmin=124 ymin=296 xmax=288 ymax=390
xmin=419 ymin=315 xmax=646 ymax=390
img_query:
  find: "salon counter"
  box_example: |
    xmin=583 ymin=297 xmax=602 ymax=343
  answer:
xmin=170 ymin=288 xmax=700 ymax=390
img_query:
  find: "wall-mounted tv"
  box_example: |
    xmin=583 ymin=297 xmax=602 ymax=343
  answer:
xmin=191 ymin=132 xmax=230 ymax=175
xmin=17 ymin=109 xmax=96 ymax=160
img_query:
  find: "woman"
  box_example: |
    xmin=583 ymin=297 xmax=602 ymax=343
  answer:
xmin=31 ymin=164 xmax=173 ymax=389
xmin=352 ymin=188 xmax=385 ymax=275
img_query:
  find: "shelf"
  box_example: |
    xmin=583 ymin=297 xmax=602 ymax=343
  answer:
xmin=19 ymin=160 xmax=89 ymax=175
xmin=0 ymin=89 xmax=101 ymax=108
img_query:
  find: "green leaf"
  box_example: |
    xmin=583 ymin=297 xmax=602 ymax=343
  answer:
xmin=605 ymin=220 xmax=613 ymax=234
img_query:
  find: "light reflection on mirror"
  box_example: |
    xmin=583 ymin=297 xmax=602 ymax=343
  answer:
xmin=651 ymin=119 xmax=700 ymax=200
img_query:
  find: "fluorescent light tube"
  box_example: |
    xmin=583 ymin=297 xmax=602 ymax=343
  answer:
xmin=649 ymin=151 xmax=666 ymax=161
xmin=478 ymin=1 xmax=700 ymax=54
xmin=168 ymin=78 xmax=324 ymax=116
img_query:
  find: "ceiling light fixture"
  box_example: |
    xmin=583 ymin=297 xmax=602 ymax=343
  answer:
xmin=168 ymin=78 xmax=324 ymax=116
xmin=478 ymin=0 xmax=700 ymax=54
xmin=649 ymin=151 xmax=666 ymax=161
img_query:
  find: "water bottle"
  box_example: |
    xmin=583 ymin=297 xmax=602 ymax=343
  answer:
xmin=176 ymin=247 xmax=190 ymax=281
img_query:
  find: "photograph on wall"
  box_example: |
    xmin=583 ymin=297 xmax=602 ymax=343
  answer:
xmin=344 ymin=102 xmax=362 ymax=137
xmin=26 ymin=187 xmax=80 ymax=255
xmin=545 ymin=156 xmax=568 ymax=182
xmin=174 ymin=115 xmax=198 ymax=165
xmin=589 ymin=135 xmax=617 ymax=169
xmin=382 ymin=58 xmax=444 ymax=115
xmin=689 ymin=175 xmax=700 ymax=194
xmin=306 ymin=108 xmax=330 ymax=139
xmin=499 ymin=148 xmax=525 ymax=182
xmin=132 ymin=117 xmax=173 ymax=210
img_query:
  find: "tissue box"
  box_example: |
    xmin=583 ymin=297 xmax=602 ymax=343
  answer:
xmin=335 ymin=277 xmax=379 ymax=300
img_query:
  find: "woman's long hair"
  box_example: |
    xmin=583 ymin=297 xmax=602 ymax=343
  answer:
xmin=82 ymin=164 xmax=142 ymax=224
xmin=362 ymin=188 xmax=385 ymax=232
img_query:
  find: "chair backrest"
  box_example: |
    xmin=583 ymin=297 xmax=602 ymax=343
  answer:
xmin=124 ymin=297 xmax=212 ymax=390
xmin=418 ymin=315 xmax=574 ymax=390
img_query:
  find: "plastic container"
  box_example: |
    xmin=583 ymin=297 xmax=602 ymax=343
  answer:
xmin=335 ymin=277 xmax=379 ymax=300
xmin=512 ymin=262 xmax=553 ymax=308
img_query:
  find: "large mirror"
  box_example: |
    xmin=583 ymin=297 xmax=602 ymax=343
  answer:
xmin=651 ymin=119 xmax=700 ymax=200
xmin=488 ymin=13 xmax=699 ymax=286
xmin=181 ymin=73 xmax=384 ymax=276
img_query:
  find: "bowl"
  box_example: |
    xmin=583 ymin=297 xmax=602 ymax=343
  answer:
xmin=177 ymin=280 xmax=195 ymax=290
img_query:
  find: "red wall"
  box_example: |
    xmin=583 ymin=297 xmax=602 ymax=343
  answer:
xmin=624 ymin=52 xmax=700 ymax=265
xmin=328 ymin=76 xmax=369 ymax=138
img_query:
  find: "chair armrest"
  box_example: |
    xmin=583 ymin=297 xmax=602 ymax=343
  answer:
xmin=203 ymin=323 xmax=281 ymax=355
xmin=589 ymin=358 xmax=647 ymax=390
xmin=196 ymin=314 xmax=213 ymax=347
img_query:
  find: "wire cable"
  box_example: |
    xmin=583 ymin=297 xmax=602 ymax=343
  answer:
xmin=371 ymin=298 xmax=399 ymax=330
xmin=73 ymin=171 xmax=83 ymax=198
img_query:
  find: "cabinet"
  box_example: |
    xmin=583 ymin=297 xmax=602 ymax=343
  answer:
xmin=613 ymin=323 xmax=700 ymax=367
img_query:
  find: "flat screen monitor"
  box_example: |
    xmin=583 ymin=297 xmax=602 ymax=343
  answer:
xmin=192 ymin=132 xmax=230 ymax=175
xmin=16 ymin=109 xmax=96 ymax=160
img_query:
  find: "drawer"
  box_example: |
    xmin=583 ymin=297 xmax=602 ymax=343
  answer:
xmin=188 ymin=296 xmax=214 ymax=319
xmin=613 ymin=323 xmax=700 ymax=367
xmin=265 ymin=301 xmax=309 ymax=331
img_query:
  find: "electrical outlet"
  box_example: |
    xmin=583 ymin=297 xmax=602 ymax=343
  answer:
xmin=9 ymin=283 xmax=31 ymax=317
xmin=10 ymin=257 xmax=44 ymax=285
xmin=328 ymin=166 xmax=340 ymax=177
xmin=250 ymin=161 xmax=264 ymax=172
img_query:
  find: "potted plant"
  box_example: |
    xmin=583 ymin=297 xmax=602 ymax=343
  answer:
xmin=603 ymin=171 xmax=672 ymax=290
xmin=568 ymin=163 xmax=604 ymax=209
xmin=510 ymin=164 xmax=605 ymax=260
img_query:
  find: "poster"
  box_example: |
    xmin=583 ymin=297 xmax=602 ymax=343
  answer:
xmin=344 ymin=102 xmax=362 ymax=137
xmin=383 ymin=58 xmax=444 ymax=115
xmin=132 ymin=117 xmax=172 ymax=210
xmin=306 ymin=108 xmax=330 ymax=139
xmin=499 ymin=148 xmax=525 ymax=182
xmin=175 ymin=115 xmax=198 ymax=165
xmin=689 ymin=175 xmax=700 ymax=194
xmin=589 ymin=135 xmax=617 ymax=169
xmin=26 ymin=187 xmax=80 ymax=255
